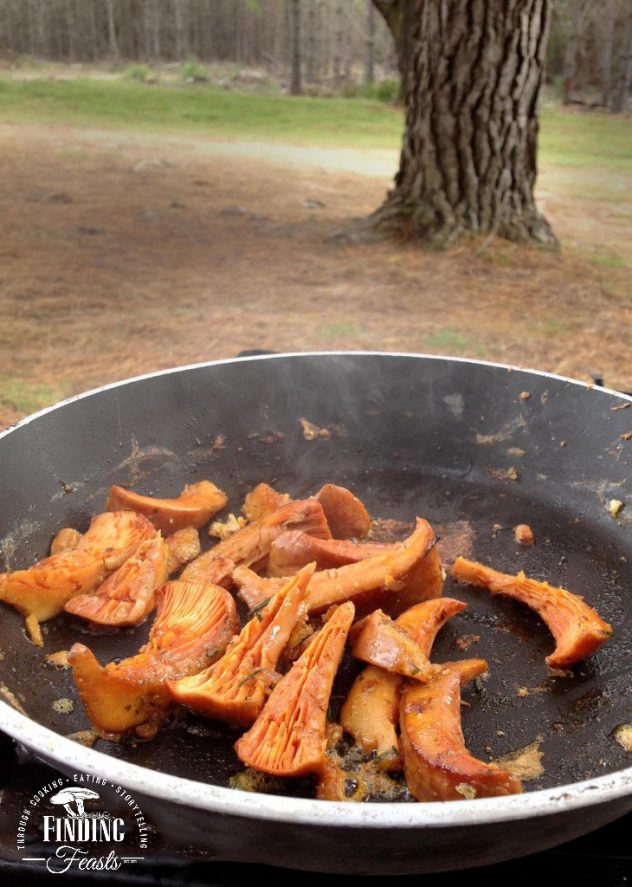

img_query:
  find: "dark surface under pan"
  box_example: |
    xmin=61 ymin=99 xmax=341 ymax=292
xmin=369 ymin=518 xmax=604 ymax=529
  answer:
xmin=0 ymin=353 xmax=631 ymax=872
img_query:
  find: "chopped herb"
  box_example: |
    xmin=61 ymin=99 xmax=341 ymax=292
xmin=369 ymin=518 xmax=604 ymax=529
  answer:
xmin=237 ymin=668 xmax=266 ymax=690
xmin=409 ymin=665 xmax=421 ymax=676
xmin=250 ymin=597 xmax=271 ymax=622
xmin=373 ymin=746 xmax=399 ymax=764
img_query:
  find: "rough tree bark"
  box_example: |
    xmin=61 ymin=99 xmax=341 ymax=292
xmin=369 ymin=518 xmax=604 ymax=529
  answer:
xmin=365 ymin=1 xmax=375 ymax=85
xmin=369 ymin=0 xmax=556 ymax=248
xmin=611 ymin=6 xmax=632 ymax=114
xmin=289 ymin=0 xmax=302 ymax=94
xmin=562 ymin=0 xmax=588 ymax=106
xmin=601 ymin=0 xmax=616 ymax=107
xmin=105 ymin=0 xmax=119 ymax=61
xmin=306 ymin=0 xmax=317 ymax=84
xmin=333 ymin=0 xmax=343 ymax=88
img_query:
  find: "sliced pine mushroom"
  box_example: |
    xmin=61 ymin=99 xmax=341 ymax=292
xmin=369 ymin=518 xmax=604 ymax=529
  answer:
xmin=65 ymin=533 xmax=169 ymax=626
xmin=400 ymin=669 xmax=522 ymax=801
xmin=0 ymin=511 xmax=155 ymax=622
xmin=181 ymin=497 xmax=330 ymax=585
xmin=315 ymin=484 xmax=371 ymax=538
xmin=341 ymin=598 xmax=471 ymax=770
xmin=168 ymin=564 xmax=314 ymax=727
xmin=451 ymin=556 xmax=613 ymax=668
xmin=106 ymin=480 xmax=227 ymax=535
xmin=235 ymin=602 xmax=355 ymax=777
xmin=69 ymin=580 xmax=238 ymax=735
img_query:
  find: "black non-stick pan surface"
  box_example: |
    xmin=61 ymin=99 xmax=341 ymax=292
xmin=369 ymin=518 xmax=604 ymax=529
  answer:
xmin=0 ymin=353 xmax=631 ymax=854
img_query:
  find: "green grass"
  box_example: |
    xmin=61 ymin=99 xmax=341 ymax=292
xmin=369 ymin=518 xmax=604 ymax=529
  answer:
xmin=316 ymin=322 xmax=365 ymax=339
xmin=422 ymin=329 xmax=486 ymax=357
xmin=0 ymin=77 xmax=404 ymax=148
xmin=0 ymin=74 xmax=630 ymax=166
xmin=589 ymin=250 xmax=629 ymax=269
xmin=539 ymin=107 xmax=632 ymax=172
xmin=0 ymin=373 xmax=65 ymax=415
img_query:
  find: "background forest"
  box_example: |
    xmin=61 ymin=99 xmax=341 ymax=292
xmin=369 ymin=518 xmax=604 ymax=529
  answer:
xmin=0 ymin=0 xmax=631 ymax=111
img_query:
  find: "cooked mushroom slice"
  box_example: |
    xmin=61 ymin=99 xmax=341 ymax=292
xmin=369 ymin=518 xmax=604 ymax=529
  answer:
xmin=181 ymin=498 xmax=331 ymax=585
xmin=315 ymin=484 xmax=371 ymax=538
xmin=232 ymin=566 xmax=283 ymax=610
xmin=267 ymin=531 xmax=397 ymax=578
xmin=69 ymin=580 xmax=238 ymax=735
xmin=0 ymin=512 xmax=155 ymax=622
xmin=235 ymin=518 xmax=440 ymax=617
xmin=50 ymin=527 xmax=83 ymax=556
xmin=169 ymin=564 xmax=314 ymax=727
xmin=351 ymin=609 xmax=438 ymax=682
xmin=106 ymin=480 xmax=227 ymax=535
xmin=65 ymin=534 xmax=169 ymax=626
xmin=165 ymin=527 xmax=201 ymax=575
xmin=242 ymin=483 xmax=291 ymax=522
xmin=341 ymin=598 xmax=470 ymax=770
xmin=451 ymin=557 xmax=613 ymax=668
xmin=235 ymin=602 xmax=355 ymax=777
xmin=400 ymin=669 xmax=522 ymax=801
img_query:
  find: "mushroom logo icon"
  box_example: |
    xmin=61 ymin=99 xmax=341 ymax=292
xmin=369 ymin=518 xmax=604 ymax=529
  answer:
xmin=49 ymin=787 xmax=100 ymax=818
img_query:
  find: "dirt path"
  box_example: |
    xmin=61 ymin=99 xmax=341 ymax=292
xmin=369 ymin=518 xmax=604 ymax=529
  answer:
xmin=1 ymin=122 xmax=631 ymax=429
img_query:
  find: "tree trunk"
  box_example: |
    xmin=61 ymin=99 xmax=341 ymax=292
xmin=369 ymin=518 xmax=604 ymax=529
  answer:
xmin=333 ymin=1 xmax=343 ymax=88
xmin=601 ymin=0 xmax=616 ymax=107
xmin=365 ymin=1 xmax=375 ymax=84
xmin=373 ymin=0 xmax=412 ymax=101
xmin=289 ymin=0 xmax=302 ymax=95
xmin=105 ymin=0 xmax=119 ymax=61
xmin=562 ymin=0 xmax=587 ymax=106
xmin=306 ymin=0 xmax=317 ymax=83
xmin=371 ymin=0 xmax=556 ymax=248
xmin=611 ymin=7 xmax=632 ymax=114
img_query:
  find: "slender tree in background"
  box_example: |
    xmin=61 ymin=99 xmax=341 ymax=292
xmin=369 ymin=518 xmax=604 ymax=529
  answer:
xmin=611 ymin=5 xmax=632 ymax=114
xmin=370 ymin=0 xmax=556 ymax=248
xmin=601 ymin=0 xmax=616 ymax=107
xmin=332 ymin=0 xmax=343 ymax=88
xmin=561 ymin=0 xmax=589 ymax=105
xmin=105 ymin=0 xmax=119 ymax=61
xmin=306 ymin=0 xmax=317 ymax=83
xmin=365 ymin=0 xmax=375 ymax=85
xmin=289 ymin=0 xmax=302 ymax=94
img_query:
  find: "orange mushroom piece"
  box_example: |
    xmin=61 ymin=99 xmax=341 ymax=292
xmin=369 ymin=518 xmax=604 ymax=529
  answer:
xmin=400 ymin=668 xmax=522 ymax=801
xmin=351 ymin=608 xmax=439 ymax=682
xmin=65 ymin=534 xmax=169 ymax=627
xmin=267 ymin=531 xmax=397 ymax=578
xmin=165 ymin=527 xmax=201 ymax=576
xmin=341 ymin=598 xmax=472 ymax=770
xmin=315 ymin=484 xmax=371 ymax=538
xmin=0 ymin=511 xmax=155 ymax=622
xmin=181 ymin=497 xmax=331 ymax=585
xmin=106 ymin=480 xmax=227 ymax=535
xmin=69 ymin=580 xmax=238 ymax=735
xmin=50 ymin=527 xmax=83 ymax=556
xmin=168 ymin=564 xmax=314 ymax=727
xmin=242 ymin=482 xmax=291 ymax=522
xmin=451 ymin=556 xmax=613 ymax=668
xmin=235 ymin=602 xmax=355 ymax=778
xmin=235 ymin=518 xmax=441 ymax=616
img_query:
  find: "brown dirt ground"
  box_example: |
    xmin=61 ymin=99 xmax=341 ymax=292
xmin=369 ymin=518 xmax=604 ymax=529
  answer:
xmin=1 ymin=122 xmax=631 ymax=430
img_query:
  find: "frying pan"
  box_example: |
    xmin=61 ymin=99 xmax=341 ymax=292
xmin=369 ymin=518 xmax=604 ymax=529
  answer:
xmin=1 ymin=352 xmax=631 ymax=875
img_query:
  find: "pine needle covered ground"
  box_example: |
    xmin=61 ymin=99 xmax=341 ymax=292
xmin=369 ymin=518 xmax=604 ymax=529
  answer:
xmin=0 ymin=66 xmax=630 ymax=428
